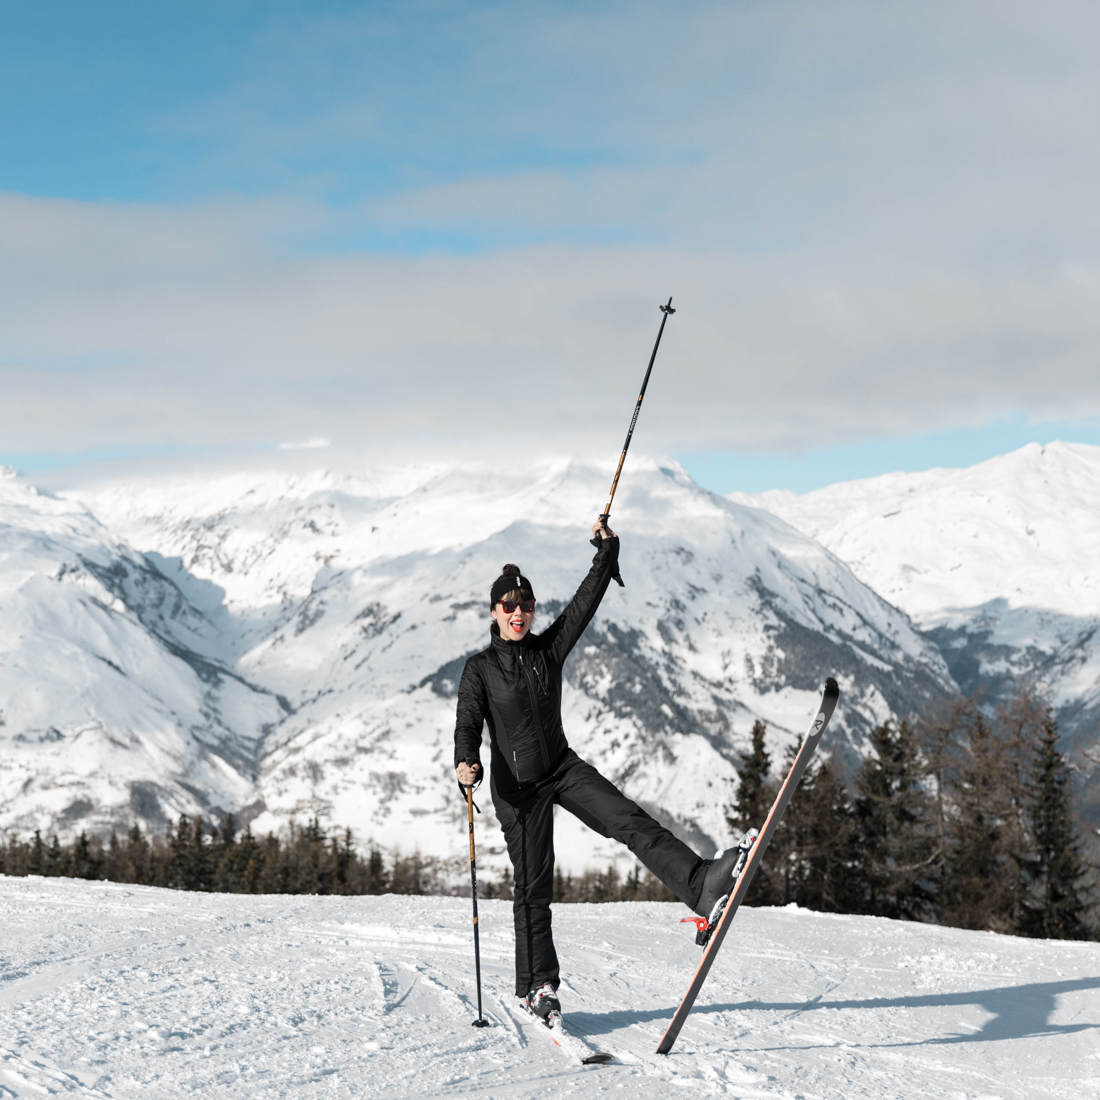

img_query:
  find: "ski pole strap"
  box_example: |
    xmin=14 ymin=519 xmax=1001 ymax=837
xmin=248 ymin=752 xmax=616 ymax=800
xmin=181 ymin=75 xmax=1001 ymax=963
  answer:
xmin=458 ymin=782 xmax=480 ymax=813
xmin=590 ymin=518 xmax=626 ymax=586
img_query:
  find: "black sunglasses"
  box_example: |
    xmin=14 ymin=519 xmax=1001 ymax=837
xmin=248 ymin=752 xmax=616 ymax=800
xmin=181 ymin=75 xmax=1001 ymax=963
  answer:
xmin=500 ymin=599 xmax=535 ymax=614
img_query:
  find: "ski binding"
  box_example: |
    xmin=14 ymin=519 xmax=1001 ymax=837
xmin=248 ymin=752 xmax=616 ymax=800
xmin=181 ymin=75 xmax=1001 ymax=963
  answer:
xmin=680 ymin=828 xmax=758 ymax=947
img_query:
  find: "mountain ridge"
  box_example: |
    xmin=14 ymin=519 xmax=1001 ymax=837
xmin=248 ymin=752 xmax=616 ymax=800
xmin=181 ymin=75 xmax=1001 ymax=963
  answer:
xmin=1 ymin=457 xmax=952 ymax=875
xmin=6 ymin=443 xmax=1097 ymax=870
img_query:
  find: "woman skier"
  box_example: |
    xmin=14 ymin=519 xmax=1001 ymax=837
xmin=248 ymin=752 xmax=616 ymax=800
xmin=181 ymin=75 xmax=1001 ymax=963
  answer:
xmin=453 ymin=517 xmax=743 ymax=1022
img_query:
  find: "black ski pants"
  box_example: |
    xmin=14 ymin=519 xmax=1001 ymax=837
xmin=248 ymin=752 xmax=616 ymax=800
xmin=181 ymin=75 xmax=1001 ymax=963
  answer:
xmin=492 ymin=748 xmax=707 ymax=996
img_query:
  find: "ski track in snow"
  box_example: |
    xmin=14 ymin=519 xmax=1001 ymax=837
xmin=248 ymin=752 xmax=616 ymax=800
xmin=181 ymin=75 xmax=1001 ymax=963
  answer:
xmin=1 ymin=877 xmax=1098 ymax=1099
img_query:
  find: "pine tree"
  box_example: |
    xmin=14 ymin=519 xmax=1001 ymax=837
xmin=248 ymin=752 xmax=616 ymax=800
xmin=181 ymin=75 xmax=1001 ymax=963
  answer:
xmin=72 ymin=831 xmax=101 ymax=880
xmin=212 ymin=814 xmax=238 ymax=893
xmin=944 ymin=710 xmax=1014 ymax=931
xmin=729 ymin=720 xmax=773 ymax=833
xmin=334 ymin=828 xmax=354 ymax=891
xmin=795 ymin=754 xmax=860 ymax=912
xmin=125 ymin=823 xmax=151 ymax=884
xmin=168 ymin=815 xmax=192 ymax=889
xmin=764 ymin=742 xmax=803 ymax=906
xmin=918 ymin=694 xmax=986 ymax=927
xmin=237 ymin=825 xmax=261 ymax=893
xmin=257 ymin=832 xmax=282 ymax=893
xmin=45 ymin=834 xmax=66 ymax=877
xmin=28 ymin=830 xmax=44 ymax=875
xmin=727 ymin=719 xmax=781 ymax=905
xmin=853 ymin=721 xmax=936 ymax=920
xmin=1022 ymin=711 xmax=1094 ymax=939
xmin=367 ymin=845 xmax=388 ymax=894
xmin=994 ymin=690 xmax=1048 ymax=928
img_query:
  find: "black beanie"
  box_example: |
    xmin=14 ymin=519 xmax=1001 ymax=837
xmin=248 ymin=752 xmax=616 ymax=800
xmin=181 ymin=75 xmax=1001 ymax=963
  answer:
xmin=490 ymin=564 xmax=535 ymax=608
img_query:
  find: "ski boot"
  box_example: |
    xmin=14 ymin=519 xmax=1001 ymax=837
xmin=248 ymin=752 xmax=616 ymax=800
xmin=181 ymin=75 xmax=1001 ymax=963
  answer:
xmin=525 ymin=982 xmax=561 ymax=1025
xmin=683 ymin=828 xmax=758 ymax=947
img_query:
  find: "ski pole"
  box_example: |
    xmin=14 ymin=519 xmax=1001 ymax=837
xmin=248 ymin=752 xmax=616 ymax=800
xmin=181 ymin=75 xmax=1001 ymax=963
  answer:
xmin=465 ymin=784 xmax=490 ymax=1028
xmin=591 ymin=296 xmax=676 ymax=551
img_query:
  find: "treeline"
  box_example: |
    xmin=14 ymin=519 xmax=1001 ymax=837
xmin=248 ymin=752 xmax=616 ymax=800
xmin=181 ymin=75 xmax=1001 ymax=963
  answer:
xmin=2 ymin=688 xmax=1093 ymax=942
xmin=0 ymin=810 xmax=677 ymax=906
xmin=727 ymin=690 xmax=1096 ymax=939
xmin=553 ymin=863 xmax=675 ymax=904
xmin=0 ymin=816 xmax=447 ymax=896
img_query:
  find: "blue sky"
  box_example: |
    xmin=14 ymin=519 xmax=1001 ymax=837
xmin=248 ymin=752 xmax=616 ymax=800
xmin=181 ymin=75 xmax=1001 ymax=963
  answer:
xmin=2 ymin=2 xmax=1100 ymax=492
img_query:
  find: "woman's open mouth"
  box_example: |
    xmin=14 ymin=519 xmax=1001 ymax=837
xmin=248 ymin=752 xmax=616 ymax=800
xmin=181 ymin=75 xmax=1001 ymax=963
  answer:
xmin=510 ymin=619 xmax=526 ymax=632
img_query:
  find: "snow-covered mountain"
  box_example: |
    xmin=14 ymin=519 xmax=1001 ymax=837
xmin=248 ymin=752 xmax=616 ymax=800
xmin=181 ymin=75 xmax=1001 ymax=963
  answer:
xmin=0 ymin=469 xmax=284 ymax=841
xmin=0 ymin=458 xmax=951 ymax=873
xmin=736 ymin=442 xmax=1100 ymax=726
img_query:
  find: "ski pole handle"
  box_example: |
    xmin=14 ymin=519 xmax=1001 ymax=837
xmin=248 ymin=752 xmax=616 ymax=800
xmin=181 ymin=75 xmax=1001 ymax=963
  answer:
xmin=589 ymin=513 xmax=611 ymax=549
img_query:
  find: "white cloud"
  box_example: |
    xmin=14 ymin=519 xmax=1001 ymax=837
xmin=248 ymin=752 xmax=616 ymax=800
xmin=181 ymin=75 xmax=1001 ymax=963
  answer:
xmin=3 ymin=192 xmax=1099 ymax=461
xmin=278 ymin=438 xmax=331 ymax=450
xmin=4 ymin=3 xmax=1100 ymax=465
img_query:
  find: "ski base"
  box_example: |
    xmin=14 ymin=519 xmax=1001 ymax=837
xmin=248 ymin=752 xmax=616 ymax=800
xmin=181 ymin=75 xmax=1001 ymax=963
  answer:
xmin=657 ymin=677 xmax=840 ymax=1055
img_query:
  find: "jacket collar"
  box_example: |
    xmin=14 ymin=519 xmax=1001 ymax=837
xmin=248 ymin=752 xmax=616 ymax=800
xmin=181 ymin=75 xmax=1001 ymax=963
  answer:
xmin=490 ymin=624 xmax=532 ymax=662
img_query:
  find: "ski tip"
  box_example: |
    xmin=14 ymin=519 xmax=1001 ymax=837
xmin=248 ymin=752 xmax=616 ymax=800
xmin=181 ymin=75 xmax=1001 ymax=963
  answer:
xmin=582 ymin=1052 xmax=614 ymax=1065
xmin=810 ymin=679 xmax=840 ymax=735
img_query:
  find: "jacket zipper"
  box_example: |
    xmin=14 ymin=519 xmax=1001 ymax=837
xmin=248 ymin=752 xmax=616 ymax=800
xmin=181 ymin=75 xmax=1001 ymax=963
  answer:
xmin=518 ymin=651 xmax=551 ymax=772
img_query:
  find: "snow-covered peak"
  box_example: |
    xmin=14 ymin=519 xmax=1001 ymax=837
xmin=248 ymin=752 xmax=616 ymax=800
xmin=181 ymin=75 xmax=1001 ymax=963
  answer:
xmin=736 ymin=442 xmax=1100 ymax=746
xmin=735 ymin=441 xmax=1100 ymax=624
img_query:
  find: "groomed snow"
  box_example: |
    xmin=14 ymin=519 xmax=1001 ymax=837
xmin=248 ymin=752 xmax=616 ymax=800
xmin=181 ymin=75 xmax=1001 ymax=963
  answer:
xmin=1 ymin=876 xmax=1096 ymax=1099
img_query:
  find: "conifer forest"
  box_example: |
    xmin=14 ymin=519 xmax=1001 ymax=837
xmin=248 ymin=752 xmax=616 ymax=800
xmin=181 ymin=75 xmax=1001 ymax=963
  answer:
xmin=2 ymin=689 xmax=1094 ymax=941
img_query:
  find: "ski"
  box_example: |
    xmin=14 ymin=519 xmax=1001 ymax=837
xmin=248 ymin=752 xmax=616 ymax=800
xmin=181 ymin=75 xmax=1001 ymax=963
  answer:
xmin=656 ymin=677 xmax=840 ymax=1055
xmin=521 ymin=1004 xmax=614 ymax=1065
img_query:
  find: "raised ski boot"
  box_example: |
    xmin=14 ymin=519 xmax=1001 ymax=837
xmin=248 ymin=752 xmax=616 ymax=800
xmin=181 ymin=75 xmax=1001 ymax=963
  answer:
xmin=525 ymin=982 xmax=561 ymax=1024
xmin=684 ymin=829 xmax=758 ymax=947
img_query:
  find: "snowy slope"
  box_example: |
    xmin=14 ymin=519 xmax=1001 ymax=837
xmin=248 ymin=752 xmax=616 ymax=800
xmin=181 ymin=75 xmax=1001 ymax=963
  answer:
xmin=53 ymin=458 xmax=949 ymax=874
xmin=0 ymin=470 xmax=283 ymax=840
xmin=735 ymin=442 xmax=1100 ymax=741
xmin=1 ymin=874 xmax=1097 ymax=1099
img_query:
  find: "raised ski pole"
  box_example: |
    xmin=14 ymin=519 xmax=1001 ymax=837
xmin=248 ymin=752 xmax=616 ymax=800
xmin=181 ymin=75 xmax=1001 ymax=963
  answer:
xmin=590 ymin=297 xmax=676 ymax=574
xmin=656 ymin=678 xmax=840 ymax=1055
xmin=465 ymin=785 xmax=491 ymax=1028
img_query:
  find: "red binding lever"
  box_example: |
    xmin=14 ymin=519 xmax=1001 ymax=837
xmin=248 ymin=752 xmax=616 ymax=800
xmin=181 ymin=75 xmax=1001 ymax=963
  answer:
xmin=680 ymin=916 xmax=710 ymax=932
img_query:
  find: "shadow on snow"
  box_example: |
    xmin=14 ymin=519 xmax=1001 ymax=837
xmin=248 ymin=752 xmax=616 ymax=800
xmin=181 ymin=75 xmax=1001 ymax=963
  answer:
xmin=568 ymin=976 xmax=1100 ymax=1047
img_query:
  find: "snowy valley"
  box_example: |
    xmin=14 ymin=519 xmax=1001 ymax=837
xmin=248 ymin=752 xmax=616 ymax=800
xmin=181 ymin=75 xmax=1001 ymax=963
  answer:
xmin=1 ymin=443 xmax=1099 ymax=873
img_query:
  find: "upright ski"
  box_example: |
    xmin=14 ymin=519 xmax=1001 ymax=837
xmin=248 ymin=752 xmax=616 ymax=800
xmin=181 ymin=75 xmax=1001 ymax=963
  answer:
xmin=656 ymin=677 xmax=840 ymax=1055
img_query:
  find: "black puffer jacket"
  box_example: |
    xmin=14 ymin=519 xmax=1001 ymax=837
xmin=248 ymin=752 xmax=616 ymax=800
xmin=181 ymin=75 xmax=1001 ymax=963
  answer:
xmin=454 ymin=536 xmax=620 ymax=801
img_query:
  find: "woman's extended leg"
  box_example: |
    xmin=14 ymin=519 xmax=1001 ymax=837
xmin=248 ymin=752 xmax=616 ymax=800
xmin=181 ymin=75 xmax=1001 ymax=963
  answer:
xmin=553 ymin=753 xmax=708 ymax=908
xmin=492 ymin=780 xmax=558 ymax=997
